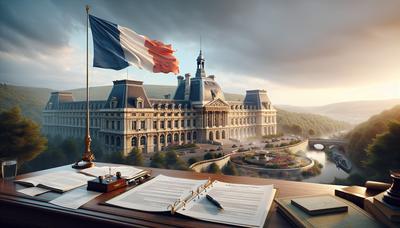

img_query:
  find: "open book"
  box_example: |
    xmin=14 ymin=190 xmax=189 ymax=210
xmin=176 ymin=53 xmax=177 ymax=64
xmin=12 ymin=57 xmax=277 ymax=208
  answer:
xmin=106 ymin=175 xmax=276 ymax=228
xmin=15 ymin=171 xmax=94 ymax=193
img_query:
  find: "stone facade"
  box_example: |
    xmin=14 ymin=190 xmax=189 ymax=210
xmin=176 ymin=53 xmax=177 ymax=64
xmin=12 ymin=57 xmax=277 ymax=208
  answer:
xmin=42 ymin=51 xmax=277 ymax=155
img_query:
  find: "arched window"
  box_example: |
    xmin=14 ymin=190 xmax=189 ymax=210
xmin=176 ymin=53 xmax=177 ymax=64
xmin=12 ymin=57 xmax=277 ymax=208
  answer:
xmin=222 ymin=130 xmax=225 ymax=139
xmin=209 ymin=131 xmax=214 ymax=141
xmin=167 ymin=134 xmax=172 ymax=143
xmin=140 ymin=136 xmax=146 ymax=145
xmin=131 ymin=137 xmax=137 ymax=147
xmin=116 ymin=136 xmax=121 ymax=147
xmin=193 ymin=132 xmax=197 ymax=140
xmin=216 ymin=131 xmax=220 ymax=140
xmin=160 ymin=135 xmax=165 ymax=144
xmin=105 ymin=135 xmax=109 ymax=144
xmin=187 ymin=132 xmax=192 ymax=140
xmin=174 ymin=133 xmax=179 ymax=142
xmin=111 ymin=136 xmax=115 ymax=145
xmin=153 ymin=136 xmax=158 ymax=145
xmin=180 ymin=133 xmax=185 ymax=141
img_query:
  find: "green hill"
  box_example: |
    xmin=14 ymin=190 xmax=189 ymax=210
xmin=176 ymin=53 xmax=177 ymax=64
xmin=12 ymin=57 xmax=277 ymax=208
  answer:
xmin=0 ymin=84 xmax=53 ymax=124
xmin=0 ymin=84 xmax=349 ymax=137
xmin=346 ymin=105 xmax=400 ymax=165
xmin=277 ymin=99 xmax=400 ymax=124
xmin=277 ymin=109 xmax=351 ymax=136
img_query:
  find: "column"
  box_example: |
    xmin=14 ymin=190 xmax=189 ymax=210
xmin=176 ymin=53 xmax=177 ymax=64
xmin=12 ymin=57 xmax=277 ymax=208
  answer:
xmin=208 ymin=112 xmax=212 ymax=127
xmin=147 ymin=135 xmax=154 ymax=153
xmin=205 ymin=112 xmax=207 ymax=127
xmin=156 ymin=135 xmax=161 ymax=151
xmin=212 ymin=112 xmax=215 ymax=127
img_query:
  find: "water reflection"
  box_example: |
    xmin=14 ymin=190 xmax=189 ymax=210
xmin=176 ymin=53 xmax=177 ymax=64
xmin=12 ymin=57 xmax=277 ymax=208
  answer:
xmin=303 ymin=150 xmax=349 ymax=184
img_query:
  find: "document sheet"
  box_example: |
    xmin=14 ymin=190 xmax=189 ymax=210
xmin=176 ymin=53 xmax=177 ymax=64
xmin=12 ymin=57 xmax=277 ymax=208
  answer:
xmin=49 ymin=188 xmax=102 ymax=209
xmin=15 ymin=171 xmax=94 ymax=192
xmin=106 ymin=175 xmax=207 ymax=212
xmin=17 ymin=186 xmax=50 ymax=196
xmin=178 ymin=181 xmax=275 ymax=228
xmin=80 ymin=166 xmax=143 ymax=179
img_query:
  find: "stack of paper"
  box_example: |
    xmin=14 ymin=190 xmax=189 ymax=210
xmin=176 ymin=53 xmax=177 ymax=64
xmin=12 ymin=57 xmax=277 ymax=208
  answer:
xmin=79 ymin=166 xmax=144 ymax=179
xmin=49 ymin=188 xmax=102 ymax=209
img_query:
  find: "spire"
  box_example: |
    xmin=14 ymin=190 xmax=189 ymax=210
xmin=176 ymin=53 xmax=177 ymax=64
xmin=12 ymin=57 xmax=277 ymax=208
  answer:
xmin=196 ymin=49 xmax=206 ymax=78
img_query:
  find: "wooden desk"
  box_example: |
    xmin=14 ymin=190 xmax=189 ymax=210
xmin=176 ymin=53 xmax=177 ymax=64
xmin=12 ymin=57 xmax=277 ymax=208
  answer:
xmin=0 ymin=163 xmax=341 ymax=227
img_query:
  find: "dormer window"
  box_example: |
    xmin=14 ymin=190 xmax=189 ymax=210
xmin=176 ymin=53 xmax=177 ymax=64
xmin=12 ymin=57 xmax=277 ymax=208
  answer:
xmin=110 ymin=97 xmax=118 ymax=109
xmin=136 ymin=97 xmax=144 ymax=109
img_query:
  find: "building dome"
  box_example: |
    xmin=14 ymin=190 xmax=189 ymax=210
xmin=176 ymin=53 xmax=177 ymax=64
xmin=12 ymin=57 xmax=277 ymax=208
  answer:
xmin=201 ymin=76 xmax=225 ymax=101
xmin=189 ymin=75 xmax=226 ymax=103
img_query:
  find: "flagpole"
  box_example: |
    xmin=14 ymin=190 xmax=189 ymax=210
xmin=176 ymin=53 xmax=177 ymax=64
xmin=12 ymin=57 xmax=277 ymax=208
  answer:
xmin=73 ymin=5 xmax=94 ymax=169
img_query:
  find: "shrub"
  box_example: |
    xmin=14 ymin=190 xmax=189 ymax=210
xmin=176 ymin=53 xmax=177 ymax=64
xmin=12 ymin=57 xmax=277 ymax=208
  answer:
xmin=188 ymin=157 xmax=198 ymax=165
xmin=208 ymin=163 xmax=221 ymax=174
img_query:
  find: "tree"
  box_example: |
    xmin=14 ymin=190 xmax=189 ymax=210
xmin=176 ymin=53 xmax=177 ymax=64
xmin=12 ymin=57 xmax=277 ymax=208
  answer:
xmin=188 ymin=157 xmax=198 ymax=166
xmin=203 ymin=152 xmax=214 ymax=160
xmin=150 ymin=152 xmax=165 ymax=168
xmin=363 ymin=121 xmax=400 ymax=181
xmin=208 ymin=163 xmax=221 ymax=174
xmin=165 ymin=150 xmax=187 ymax=170
xmin=291 ymin=124 xmax=303 ymax=135
xmin=126 ymin=148 xmax=144 ymax=166
xmin=105 ymin=151 xmax=126 ymax=164
xmin=0 ymin=107 xmax=47 ymax=165
xmin=222 ymin=161 xmax=238 ymax=176
xmin=61 ymin=138 xmax=80 ymax=162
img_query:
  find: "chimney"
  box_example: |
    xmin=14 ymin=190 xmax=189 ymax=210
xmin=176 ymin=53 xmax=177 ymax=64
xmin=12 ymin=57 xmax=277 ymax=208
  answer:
xmin=177 ymin=75 xmax=184 ymax=85
xmin=184 ymin=73 xmax=191 ymax=100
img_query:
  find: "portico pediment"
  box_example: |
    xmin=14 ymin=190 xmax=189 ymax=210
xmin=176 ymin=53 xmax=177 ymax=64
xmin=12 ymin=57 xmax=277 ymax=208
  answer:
xmin=204 ymin=98 xmax=229 ymax=111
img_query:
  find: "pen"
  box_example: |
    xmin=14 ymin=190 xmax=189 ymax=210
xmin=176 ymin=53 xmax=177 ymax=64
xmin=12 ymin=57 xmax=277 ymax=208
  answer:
xmin=206 ymin=194 xmax=224 ymax=210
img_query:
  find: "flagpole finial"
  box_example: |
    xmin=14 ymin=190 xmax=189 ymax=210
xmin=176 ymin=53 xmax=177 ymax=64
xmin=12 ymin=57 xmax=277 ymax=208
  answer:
xmin=200 ymin=34 xmax=202 ymax=51
xmin=86 ymin=5 xmax=90 ymax=13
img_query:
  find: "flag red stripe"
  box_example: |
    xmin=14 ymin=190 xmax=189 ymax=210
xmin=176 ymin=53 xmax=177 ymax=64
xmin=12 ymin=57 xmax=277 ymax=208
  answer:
xmin=144 ymin=38 xmax=179 ymax=74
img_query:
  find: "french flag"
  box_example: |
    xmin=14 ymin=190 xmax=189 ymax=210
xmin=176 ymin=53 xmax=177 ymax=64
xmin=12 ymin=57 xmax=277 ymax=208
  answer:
xmin=89 ymin=15 xmax=179 ymax=74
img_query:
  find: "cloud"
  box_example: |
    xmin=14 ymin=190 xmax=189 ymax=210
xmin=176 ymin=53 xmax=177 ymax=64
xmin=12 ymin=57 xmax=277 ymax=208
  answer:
xmin=1 ymin=0 xmax=400 ymax=98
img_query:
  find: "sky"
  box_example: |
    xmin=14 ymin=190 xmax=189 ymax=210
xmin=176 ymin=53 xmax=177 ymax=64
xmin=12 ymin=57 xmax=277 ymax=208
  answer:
xmin=0 ymin=0 xmax=400 ymax=106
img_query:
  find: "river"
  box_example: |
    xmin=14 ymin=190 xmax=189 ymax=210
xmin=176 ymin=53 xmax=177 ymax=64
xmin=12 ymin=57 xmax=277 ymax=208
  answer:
xmin=303 ymin=149 xmax=350 ymax=184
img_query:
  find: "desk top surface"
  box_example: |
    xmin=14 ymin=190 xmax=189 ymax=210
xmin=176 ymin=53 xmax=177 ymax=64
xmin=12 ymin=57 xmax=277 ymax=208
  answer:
xmin=0 ymin=163 xmax=342 ymax=227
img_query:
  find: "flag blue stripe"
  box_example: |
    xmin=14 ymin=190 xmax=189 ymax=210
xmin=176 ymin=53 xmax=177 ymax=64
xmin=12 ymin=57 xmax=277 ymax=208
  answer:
xmin=89 ymin=15 xmax=129 ymax=70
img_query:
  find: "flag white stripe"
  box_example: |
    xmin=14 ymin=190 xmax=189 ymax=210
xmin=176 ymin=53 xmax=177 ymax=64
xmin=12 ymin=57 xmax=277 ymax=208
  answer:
xmin=118 ymin=25 xmax=155 ymax=72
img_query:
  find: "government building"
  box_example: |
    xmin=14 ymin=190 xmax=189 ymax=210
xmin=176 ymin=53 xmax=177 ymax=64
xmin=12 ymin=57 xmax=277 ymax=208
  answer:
xmin=42 ymin=51 xmax=277 ymax=154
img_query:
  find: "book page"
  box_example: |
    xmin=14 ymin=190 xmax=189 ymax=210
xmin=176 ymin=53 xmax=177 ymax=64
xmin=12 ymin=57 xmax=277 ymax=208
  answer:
xmin=80 ymin=166 xmax=143 ymax=179
xmin=178 ymin=181 xmax=275 ymax=228
xmin=16 ymin=171 xmax=94 ymax=192
xmin=17 ymin=187 xmax=50 ymax=196
xmin=38 ymin=171 xmax=94 ymax=192
xmin=49 ymin=188 xmax=102 ymax=209
xmin=106 ymin=175 xmax=208 ymax=212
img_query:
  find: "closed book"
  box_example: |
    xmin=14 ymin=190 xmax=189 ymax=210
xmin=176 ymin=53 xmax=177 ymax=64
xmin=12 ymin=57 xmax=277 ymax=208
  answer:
xmin=291 ymin=195 xmax=348 ymax=215
xmin=275 ymin=194 xmax=383 ymax=228
xmin=373 ymin=192 xmax=400 ymax=222
xmin=335 ymin=186 xmax=382 ymax=208
xmin=364 ymin=197 xmax=399 ymax=228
